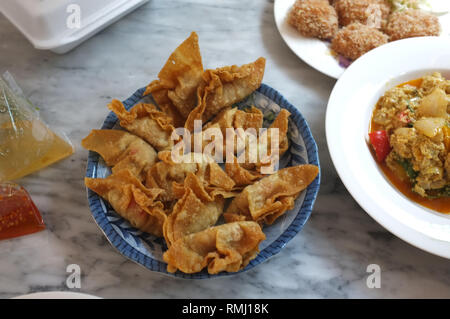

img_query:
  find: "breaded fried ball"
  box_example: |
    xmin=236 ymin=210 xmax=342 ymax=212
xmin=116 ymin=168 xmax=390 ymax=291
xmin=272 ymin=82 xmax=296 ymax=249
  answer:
xmin=288 ymin=0 xmax=339 ymax=40
xmin=333 ymin=0 xmax=391 ymax=29
xmin=331 ymin=23 xmax=389 ymax=60
xmin=385 ymin=9 xmax=440 ymax=41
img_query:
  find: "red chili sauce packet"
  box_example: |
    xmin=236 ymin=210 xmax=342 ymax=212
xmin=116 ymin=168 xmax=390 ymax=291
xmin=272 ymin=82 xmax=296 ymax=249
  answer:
xmin=0 ymin=183 xmax=45 ymax=240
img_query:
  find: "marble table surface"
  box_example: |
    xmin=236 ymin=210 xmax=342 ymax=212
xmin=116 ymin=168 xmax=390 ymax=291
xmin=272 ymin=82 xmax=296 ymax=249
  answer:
xmin=1 ymin=0 xmax=449 ymax=299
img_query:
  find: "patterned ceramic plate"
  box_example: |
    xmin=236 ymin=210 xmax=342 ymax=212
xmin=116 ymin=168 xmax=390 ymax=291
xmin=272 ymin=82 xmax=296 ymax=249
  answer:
xmin=86 ymin=84 xmax=321 ymax=278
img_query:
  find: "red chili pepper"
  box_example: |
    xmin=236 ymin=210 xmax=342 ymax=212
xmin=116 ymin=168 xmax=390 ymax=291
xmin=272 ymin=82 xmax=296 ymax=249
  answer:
xmin=369 ymin=130 xmax=391 ymax=162
xmin=398 ymin=110 xmax=411 ymax=124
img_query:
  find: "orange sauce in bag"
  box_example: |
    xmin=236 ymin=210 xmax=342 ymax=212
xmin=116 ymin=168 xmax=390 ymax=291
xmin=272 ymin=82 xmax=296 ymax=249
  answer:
xmin=0 ymin=183 xmax=45 ymax=240
xmin=0 ymin=118 xmax=74 ymax=181
xmin=0 ymin=72 xmax=74 ymax=181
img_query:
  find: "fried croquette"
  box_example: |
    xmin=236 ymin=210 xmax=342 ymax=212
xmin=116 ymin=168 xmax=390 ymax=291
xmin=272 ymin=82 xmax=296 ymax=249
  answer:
xmin=333 ymin=0 xmax=391 ymax=29
xmin=385 ymin=9 xmax=440 ymax=41
xmin=331 ymin=23 xmax=389 ymax=60
xmin=288 ymin=0 xmax=339 ymax=40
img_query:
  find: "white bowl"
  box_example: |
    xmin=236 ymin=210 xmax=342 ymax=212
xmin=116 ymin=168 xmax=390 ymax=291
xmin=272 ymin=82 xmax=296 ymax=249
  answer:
xmin=326 ymin=36 xmax=450 ymax=259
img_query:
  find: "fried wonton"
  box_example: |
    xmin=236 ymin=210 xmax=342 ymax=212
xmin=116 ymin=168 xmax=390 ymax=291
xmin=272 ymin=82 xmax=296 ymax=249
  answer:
xmin=267 ymin=109 xmax=291 ymax=156
xmin=85 ymin=170 xmax=167 ymax=237
xmin=185 ymin=57 xmax=266 ymax=131
xmin=225 ymin=155 xmax=263 ymax=188
xmin=146 ymin=151 xmax=236 ymax=203
xmin=254 ymin=109 xmax=291 ymax=173
xmin=234 ymin=106 xmax=264 ymax=131
xmin=202 ymin=106 xmax=264 ymax=157
xmin=145 ymin=152 xmax=197 ymax=203
xmin=172 ymin=171 xmax=237 ymax=202
xmin=224 ymin=165 xmax=319 ymax=225
xmin=163 ymin=221 xmax=266 ymax=274
xmin=81 ymin=129 xmax=157 ymax=180
xmin=158 ymin=152 xmax=237 ymax=247
xmin=163 ymin=180 xmax=225 ymax=247
xmin=203 ymin=106 xmax=263 ymax=134
xmin=144 ymin=32 xmax=204 ymax=126
xmin=108 ymin=100 xmax=174 ymax=151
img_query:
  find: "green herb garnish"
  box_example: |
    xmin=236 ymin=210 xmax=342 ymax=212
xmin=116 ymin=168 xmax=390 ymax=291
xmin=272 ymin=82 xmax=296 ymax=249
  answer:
xmin=396 ymin=157 xmax=418 ymax=181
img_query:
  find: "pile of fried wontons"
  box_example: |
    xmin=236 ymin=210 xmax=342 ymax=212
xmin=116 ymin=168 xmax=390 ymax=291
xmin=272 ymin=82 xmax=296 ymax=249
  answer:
xmin=83 ymin=32 xmax=319 ymax=275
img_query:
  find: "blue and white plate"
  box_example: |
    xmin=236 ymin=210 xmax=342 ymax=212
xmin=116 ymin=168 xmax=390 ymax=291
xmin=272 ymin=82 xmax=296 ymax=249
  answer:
xmin=86 ymin=84 xmax=320 ymax=278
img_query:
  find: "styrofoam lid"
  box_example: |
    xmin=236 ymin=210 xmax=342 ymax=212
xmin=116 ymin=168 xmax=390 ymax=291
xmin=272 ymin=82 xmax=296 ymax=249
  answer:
xmin=0 ymin=0 xmax=148 ymax=53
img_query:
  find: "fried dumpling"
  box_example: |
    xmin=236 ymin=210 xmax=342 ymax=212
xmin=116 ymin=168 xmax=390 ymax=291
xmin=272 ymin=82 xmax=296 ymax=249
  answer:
xmin=108 ymin=100 xmax=174 ymax=151
xmin=146 ymin=151 xmax=235 ymax=203
xmin=163 ymin=177 xmax=225 ymax=247
xmin=163 ymin=221 xmax=266 ymax=274
xmin=234 ymin=106 xmax=264 ymax=131
xmin=203 ymin=106 xmax=263 ymax=134
xmin=194 ymin=156 xmax=236 ymax=194
xmin=224 ymin=165 xmax=319 ymax=225
xmin=267 ymin=109 xmax=291 ymax=156
xmin=254 ymin=109 xmax=291 ymax=173
xmin=185 ymin=57 xmax=266 ymax=131
xmin=202 ymin=57 xmax=266 ymax=121
xmin=202 ymin=106 xmax=263 ymax=157
xmin=145 ymin=152 xmax=198 ymax=203
xmin=163 ymin=162 xmax=236 ymax=247
xmin=144 ymin=32 xmax=204 ymax=126
xmin=225 ymin=155 xmax=263 ymax=188
xmin=81 ymin=129 xmax=157 ymax=181
xmin=85 ymin=170 xmax=167 ymax=237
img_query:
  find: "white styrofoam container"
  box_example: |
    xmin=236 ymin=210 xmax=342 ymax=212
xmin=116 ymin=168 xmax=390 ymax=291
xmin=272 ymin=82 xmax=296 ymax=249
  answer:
xmin=0 ymin=0 xmax=149 ymax=54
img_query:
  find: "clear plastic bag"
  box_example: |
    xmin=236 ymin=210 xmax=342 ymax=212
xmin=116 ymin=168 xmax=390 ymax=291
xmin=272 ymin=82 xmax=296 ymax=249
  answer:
xmin=0 ymin=182 xmax=46 ymax=240
xmin=0 ymin=71 xmax=74 ymax=181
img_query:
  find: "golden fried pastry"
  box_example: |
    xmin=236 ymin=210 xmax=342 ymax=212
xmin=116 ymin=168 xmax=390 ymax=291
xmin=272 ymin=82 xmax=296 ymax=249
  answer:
xmin=81 ymin=129 xmax=157 ymax=181
xmin=144 ymin=32 xmax=204 ymax=126
xmin=108 ymin=100 xmax=174 ymax=151
xmin=85 ymin=170 xmax=167 ymax=237
xmin=224 ymin=165 xmax=319 ymax=225
xmin=288 ymin=0 xmax=339 ymax=39
xmin=202 ymin=106 xmax=264 ymax=157
xmin=185 ymin=57 xmax=266 ymax=131
xmin=264 ymin=108 xmax=291 ymax=157
xmin=333 ymin=0 xmax=391 ymax=29
xmin=163 ymin=221 xmax=266 ymax=274
xmin=145 ymin=152 xmax=198 ymax=203
xmin=331 ymin=23 xmax=388 ymax=60
xmin=225 ymin=155 xmax=263 ymax=188
xmin=243 ymin=108 xmax=291 ymax=174
xmin=163 ymin=177 xmax=225 ymax=247
xmin=385 ymin=9 xmax=440 ymax=41
xmin=145 ymin=151 xmax=236 ymax=204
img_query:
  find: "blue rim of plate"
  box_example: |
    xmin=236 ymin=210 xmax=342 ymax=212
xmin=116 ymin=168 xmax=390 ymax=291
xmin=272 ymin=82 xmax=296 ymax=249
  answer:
xmin=85 ymin=83 xmax=321 ymax=279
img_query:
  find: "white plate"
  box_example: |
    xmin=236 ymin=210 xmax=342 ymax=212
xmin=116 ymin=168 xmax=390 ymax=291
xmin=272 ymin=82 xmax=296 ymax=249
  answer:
xmin=13 ymin=292 xmax=101 ymax=299
xmin=326 ymin=36 xmax=450 ymax=259
xmin=274 ymin=0 xmax=344 ymax=79
xmin=274 ymin=0 xmax=450 ymax=79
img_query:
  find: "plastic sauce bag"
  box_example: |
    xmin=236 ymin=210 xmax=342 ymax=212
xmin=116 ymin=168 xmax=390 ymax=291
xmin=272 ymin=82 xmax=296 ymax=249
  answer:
xmin=0 ymin=72 xmax=74 ymax=181
xmin=0 ymin=182 xmax=46 ymax=240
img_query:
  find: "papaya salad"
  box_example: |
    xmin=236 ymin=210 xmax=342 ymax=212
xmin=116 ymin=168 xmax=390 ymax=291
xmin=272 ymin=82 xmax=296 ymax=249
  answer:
xmin=369 ymin=72 xmax=450 ymax=213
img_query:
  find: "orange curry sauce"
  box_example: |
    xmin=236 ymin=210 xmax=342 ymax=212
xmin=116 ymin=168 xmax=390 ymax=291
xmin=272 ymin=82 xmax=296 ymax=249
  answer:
xmin=0 ymin=183 xmax=46 ymax=240
xmin=369 ymin=78 xmax=450 ymax=214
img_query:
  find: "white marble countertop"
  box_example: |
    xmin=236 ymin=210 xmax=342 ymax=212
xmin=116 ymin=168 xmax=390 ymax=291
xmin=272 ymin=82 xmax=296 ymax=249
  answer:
xmin=0 ymin=0 xmax=449 ymax=299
